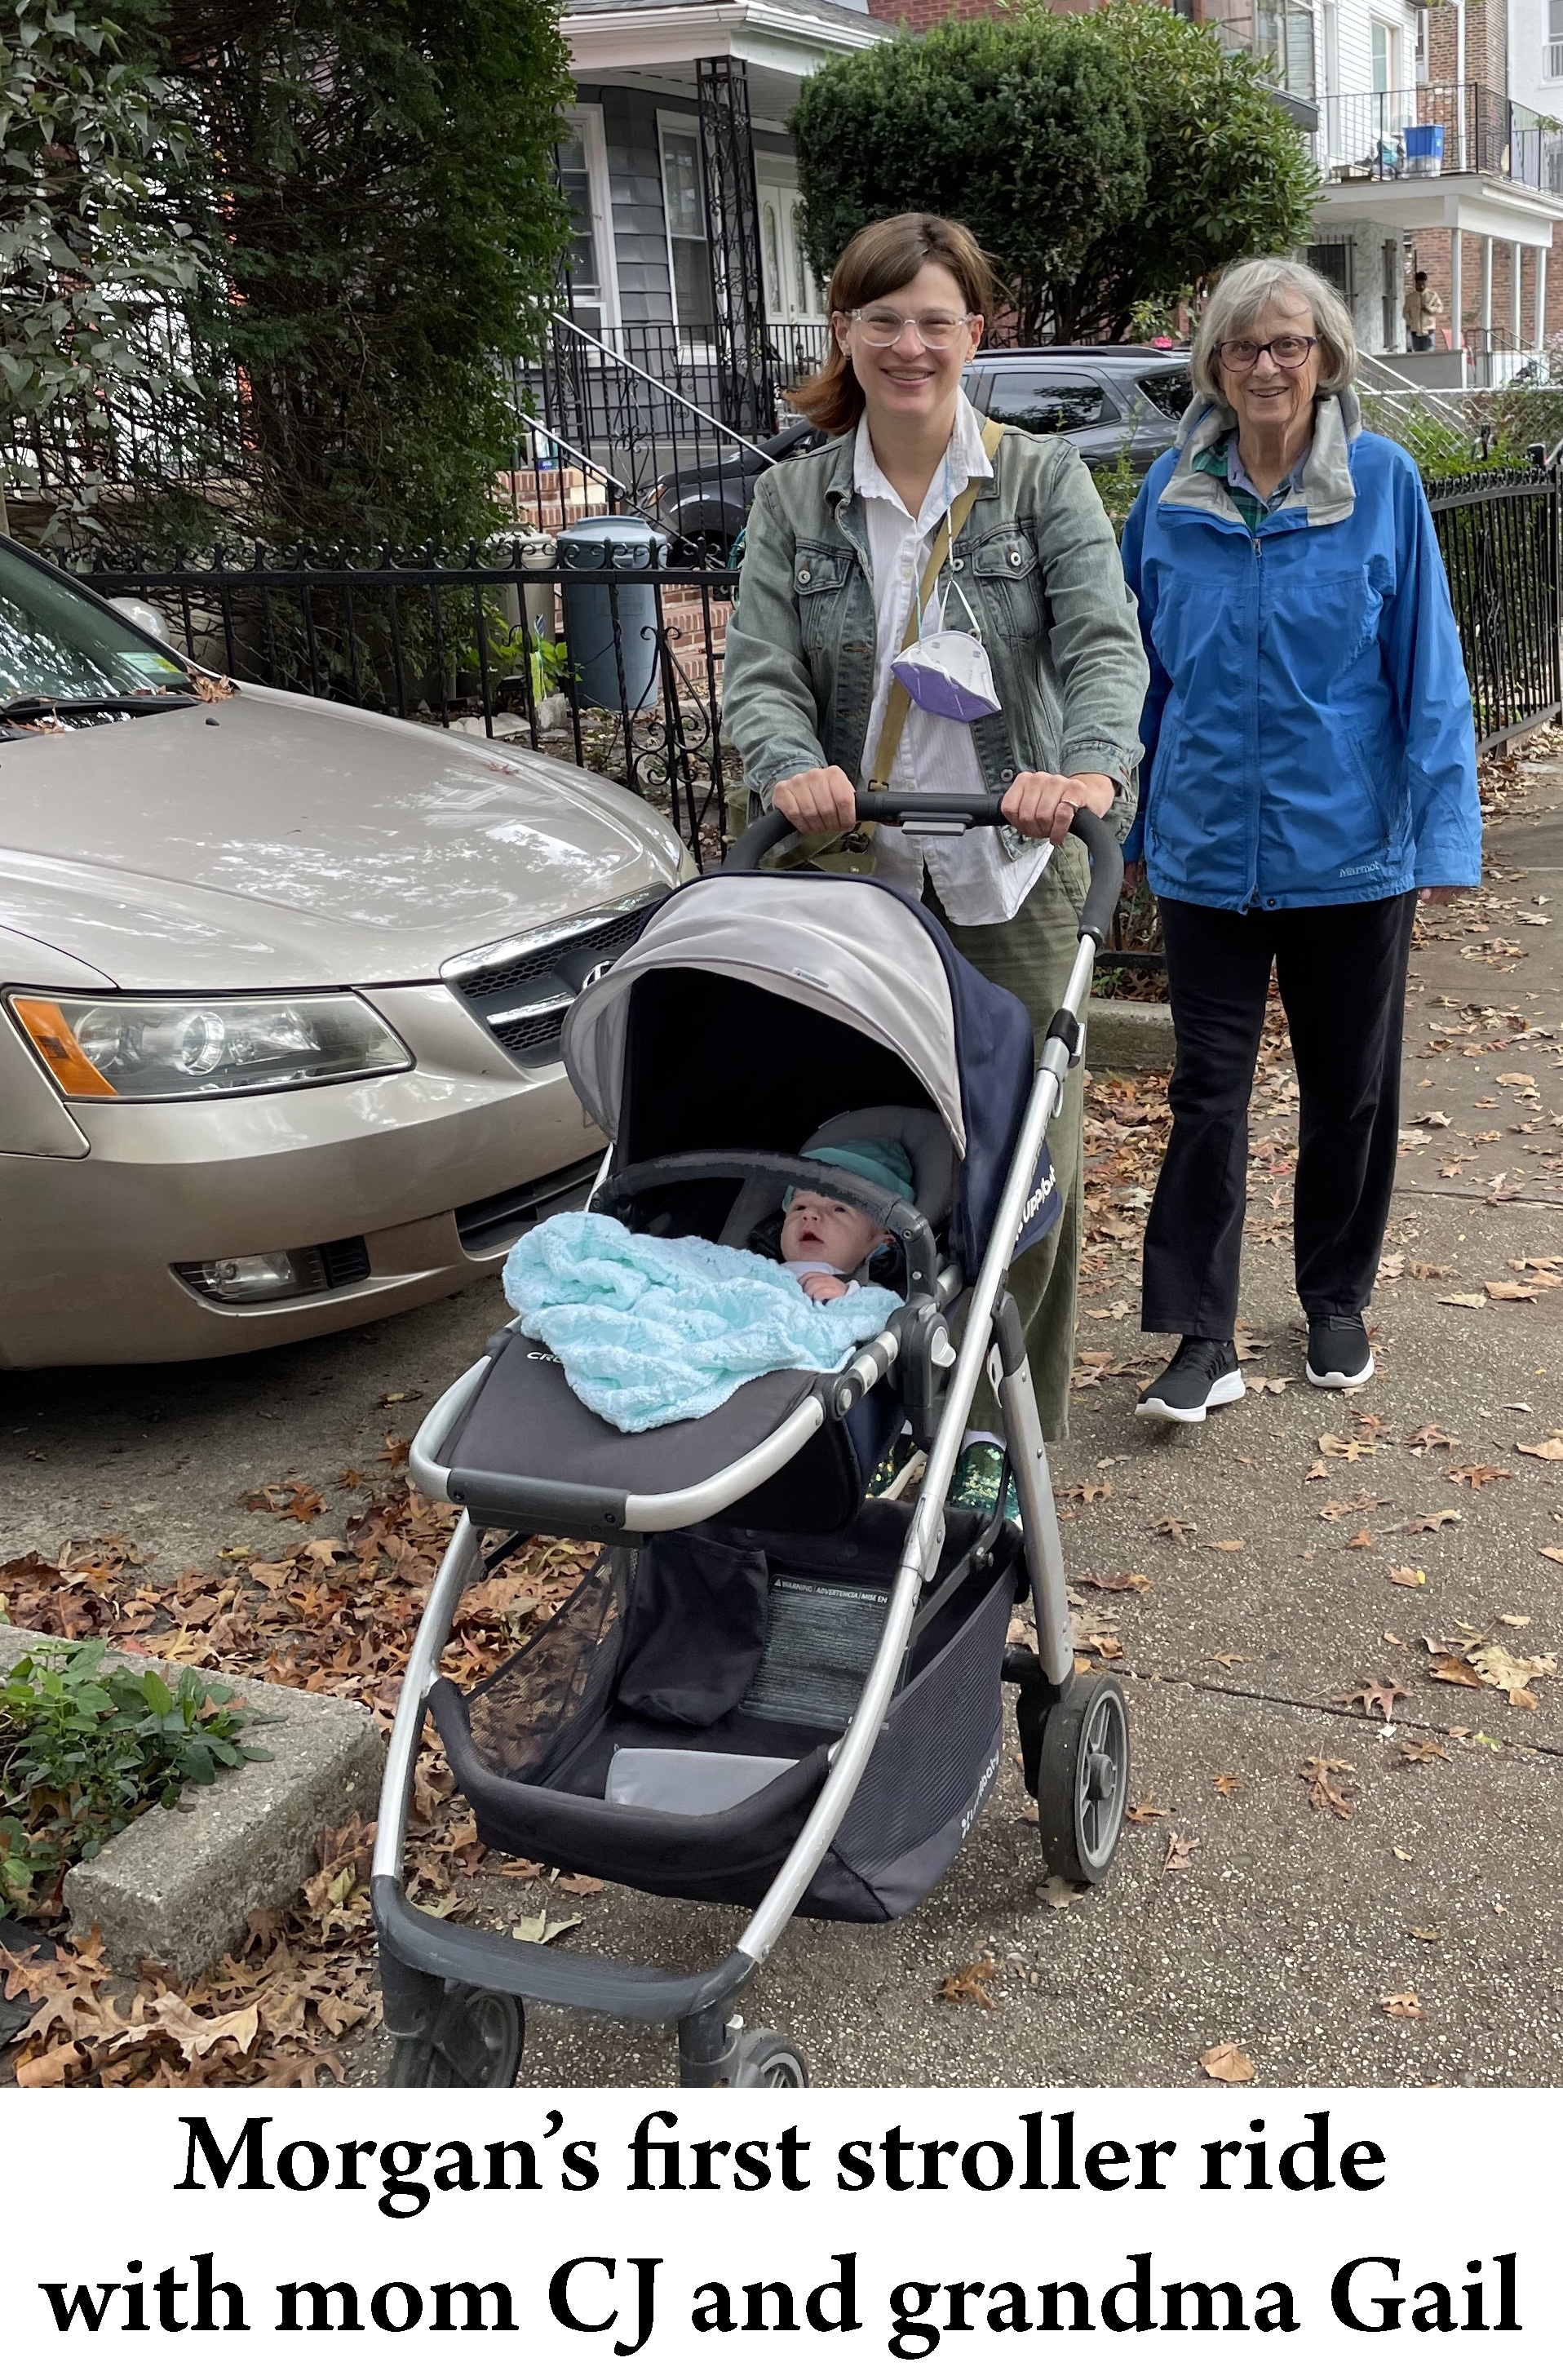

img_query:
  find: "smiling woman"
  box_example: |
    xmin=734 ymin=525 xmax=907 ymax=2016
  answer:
xmin=721 ymin=211 xmax=1149 ymax=1512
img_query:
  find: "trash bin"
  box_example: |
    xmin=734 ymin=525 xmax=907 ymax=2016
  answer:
xmin=1404 ymin=123 xmax=1443 ymax=176
xmin=555 ymin=516 xmax=668 ymax=713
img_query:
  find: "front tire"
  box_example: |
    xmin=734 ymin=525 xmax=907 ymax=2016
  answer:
xmin=730 ymin=2028 xmax=808 ymax=2087
xmin=1033 ymin=1672 xmax=1130 ymax=1885
xmin=386 ymin=1985 xmax=524 ymax=2087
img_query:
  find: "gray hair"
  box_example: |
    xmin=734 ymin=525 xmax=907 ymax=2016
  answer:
xmin=1190 ymin=257 xmax=1358 ymax=404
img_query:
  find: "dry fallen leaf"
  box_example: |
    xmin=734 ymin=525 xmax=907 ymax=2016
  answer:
xmin=1154 ymin=1515 xmax=1197 ymax=1541
xmin=1213 ymin=1774 xmax=1240 ymax=1796
xmin=1087 ymin=1633 xmax=1125 ymax=1660
xmin=1428 ymin=1653 xmax=1485 ymax=1690
xmin=1517 ymin=1438 xmax=1563 ymax=1462
xmin=553 ymin=1873 xmax=604 ymax=1898
xmin=1439 ymin=1292 xmax=1488 ymax=1309
xmin=1211 ymin=1651 xmax=1246 ymax=1669
xmin=1126 ymin=1800 xmax=1170 ymax=1824
xmin=1499 ymin=1613 xmax=1532 ymax=1628
xmin=1209 ymin=1539 xmax=1246 ymax=1553
xmin=1162 ymin=1831 xmax=1199 ymax=1873
xmin=935 ymin=1958 xmax=996 ymax=2009
xmin=1408 ymin=1261 xmax=1454 ymax=1280
xmin=1300 ymin=1756 xmax=1357 ymax=1819
xmin=1038 ymin=1876 xmax=1085 ymax=1909
xmin=1450 ymin=1465 xmax=1511 ymax=1490
xmin=1346 ymin=1529 xmax=1375 ymax=1549
xmin=1408 ymin=1926 xmax=1442 ymax=1941
xmin=1388 ymin=1566 xmax=1427 ymax=1588
xmin=1486 ymin=1281 xmax=1539 ymax=1302
xmin=1401 ymin=1510 xmax=1463 ymax=1534
xmin=1074 ymin=1571 xmax=1154 ymax=1595
xmin=1398 ymin=1739 xmax=1449 ymax=1763
xmin=1199 ymin=2041 xmax=1255 ymax=2084
xmin=1381 ymin=1991 xmax=1426 ymax=2020
xmin=511 ymin=1912 xmax=582 ymax=1944
xmin=1345 ymin=1678 xmax=1411 ymax=1720
xmin=1304 ymin=1460 xmax=1330 ymax=1483
xmin=1539 ymin=1549 xmax=1563 ymax=1568
xmin=1318 ymin=1433 xmax=1375 ymax=1461
xmin=1469 ymin=1642 xmax=1556 ymax=1702
xmin=1060 ymin=1479 xmax=1113 ymax=1505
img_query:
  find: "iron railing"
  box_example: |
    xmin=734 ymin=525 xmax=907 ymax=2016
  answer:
xmin=1427 ymin=461 xmax=1563 ymax=748
xmin=1317 ymin=82 xmax=1563 ymax=191
xmin=82 ymin=543 xmax=742 ymax=866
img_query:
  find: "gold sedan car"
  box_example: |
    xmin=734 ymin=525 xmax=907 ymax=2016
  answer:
xmin=0 ymin=538 xmax=693 ymax=1367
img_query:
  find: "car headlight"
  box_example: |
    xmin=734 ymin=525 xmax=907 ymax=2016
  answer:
xmin=9 ymin=991 xmax=411 ymax=1101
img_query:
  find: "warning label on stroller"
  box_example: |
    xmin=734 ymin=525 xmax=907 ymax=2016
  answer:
xmin=742 ymin=1575 xmax=906 ymax=1732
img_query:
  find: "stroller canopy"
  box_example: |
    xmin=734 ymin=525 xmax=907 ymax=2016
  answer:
xmin=562 ymin=874 xmax=1052 ymax=1271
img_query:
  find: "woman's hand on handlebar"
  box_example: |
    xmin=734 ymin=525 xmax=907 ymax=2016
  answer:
xmin=1001 ymin=769 xmax=1115 ymax=846
xmin=773 ymin=766 xmax=857 ymax=834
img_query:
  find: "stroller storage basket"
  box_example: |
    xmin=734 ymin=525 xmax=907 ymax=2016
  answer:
xmin=431 ymin=1503 xmax=1022 ymax=1924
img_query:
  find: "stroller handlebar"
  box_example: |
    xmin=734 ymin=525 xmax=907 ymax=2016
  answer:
xmin=722 ymin=795 xmax=1123 ymax=946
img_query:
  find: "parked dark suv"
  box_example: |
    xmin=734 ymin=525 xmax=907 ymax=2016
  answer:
xmin=649 ymin=346 xmax=1191 ymax=560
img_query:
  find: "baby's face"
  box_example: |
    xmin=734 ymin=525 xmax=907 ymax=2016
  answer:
xmin=781 ymin=1191 xmax=887 ymax=1276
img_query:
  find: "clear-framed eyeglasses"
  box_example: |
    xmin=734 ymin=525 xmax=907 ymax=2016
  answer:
xmin=1213 ymin=333 xmax=1319 ymax=373
xmin=841 ymin=308 xmax=976 ymax=350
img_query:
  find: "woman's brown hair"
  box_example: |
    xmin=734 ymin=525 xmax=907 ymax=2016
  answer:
xmin=786 ymin=212 xmax=997 ymax=435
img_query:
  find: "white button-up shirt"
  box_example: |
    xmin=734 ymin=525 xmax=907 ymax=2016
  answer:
xmin=854 ymin=391 xmax=1052 ymax=928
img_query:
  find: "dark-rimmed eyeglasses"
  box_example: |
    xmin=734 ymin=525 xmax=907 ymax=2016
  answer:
xmin=1214 ymin=334 xmax=1319 ymax=373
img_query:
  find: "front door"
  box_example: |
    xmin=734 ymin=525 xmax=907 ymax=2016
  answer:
xmin=757 ymin=176 xmax=826 ymax=387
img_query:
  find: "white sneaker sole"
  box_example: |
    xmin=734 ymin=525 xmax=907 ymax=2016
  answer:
xmin=1136 ymin=1371 xmax=1246 ymax=1425
xmin=1306 ymin=1353 xmax=1375 ymax=1389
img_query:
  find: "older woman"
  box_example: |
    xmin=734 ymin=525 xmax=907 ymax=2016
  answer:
xmin=1120 ymin=257 xmax=1479 ymax=1424
xmin=722 ymin=212 xmax=1149 ymax=1509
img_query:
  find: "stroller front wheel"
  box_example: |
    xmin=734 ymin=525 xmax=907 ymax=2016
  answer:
xmin=386 ymin=1983 xmax=525 ymax=2088
xmin=730 ymin=2028 xmax=809 ymax=2087
xmin=1033 ymin=1672 xmax=1130 ymax=1886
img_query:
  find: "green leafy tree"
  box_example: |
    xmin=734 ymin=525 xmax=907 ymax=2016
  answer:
xmin=160 ymin=0 xmax=574 ymax=552
xmin=792 ymin=13 xmax=1145 ymax=343
xmin=792 ymin=2 xmax=1317 ymax=344
xmin=1067 ymin=1 xmax=1318 ymax=343
xmin=0 ymin=0 xmax=218 ymax=535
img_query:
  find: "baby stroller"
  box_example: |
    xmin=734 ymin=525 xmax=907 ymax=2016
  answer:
xmin=373 ymin=792 xmax=1129 ymax=2086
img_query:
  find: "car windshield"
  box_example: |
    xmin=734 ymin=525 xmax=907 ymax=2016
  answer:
xmin=1137 ymin=369 xmax=1193 ymax=419
xmin=0 ymin=546 xmax=193 ymax=706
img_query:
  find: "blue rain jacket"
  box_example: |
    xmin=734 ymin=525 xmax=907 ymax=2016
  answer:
xmin=1119 ymin=391 xmax=1480 ymax=911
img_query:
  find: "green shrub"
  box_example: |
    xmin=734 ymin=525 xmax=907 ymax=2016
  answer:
xmin=0 ymin=1640 xmax=272 ymax=1916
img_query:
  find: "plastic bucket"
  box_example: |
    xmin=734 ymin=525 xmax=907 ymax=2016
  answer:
xmin=1404 ymin=122 xmax=1444 ymax=176
xmin=556 ymin=516 xmax=669 ymax=712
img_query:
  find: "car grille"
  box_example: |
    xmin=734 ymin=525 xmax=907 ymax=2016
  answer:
xmin=454 ymin=1155 xmax=602 ymax=1255
xmin=441 ymin=891 xmax=665 ymax=1066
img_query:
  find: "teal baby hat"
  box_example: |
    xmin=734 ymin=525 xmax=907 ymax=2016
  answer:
xmin=799 ymin=1134 xmax=914 ymax=1204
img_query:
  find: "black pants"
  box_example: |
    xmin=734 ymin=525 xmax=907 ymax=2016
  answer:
xmin=1141 ymin=892 xmax=1418 ymax=1338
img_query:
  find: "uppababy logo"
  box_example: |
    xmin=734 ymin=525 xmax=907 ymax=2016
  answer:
xmin=959 ymin=1746 xmax=1003 ymax=1841
xmin=1022 ymin=1163 xmax=1057 ymax=1227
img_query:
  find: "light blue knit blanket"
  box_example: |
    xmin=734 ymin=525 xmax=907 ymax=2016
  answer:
xmin=503 ymin=1209 xmax=899 ymax=1434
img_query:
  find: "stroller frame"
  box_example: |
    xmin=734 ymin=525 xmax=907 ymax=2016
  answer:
xmin=372 ymin=797 xmax=1124 ymax=2086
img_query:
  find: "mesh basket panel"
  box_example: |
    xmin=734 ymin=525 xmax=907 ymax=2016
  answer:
xmin=466 ymin=1551 xmax=626 ymax=1780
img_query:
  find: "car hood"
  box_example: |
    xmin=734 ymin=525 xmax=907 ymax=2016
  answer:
xmin=0 ymin=685 xmax=688 ymax=991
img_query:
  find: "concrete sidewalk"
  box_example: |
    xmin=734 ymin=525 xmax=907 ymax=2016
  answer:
xmin=1 ymin=755 xmax=1559 ymax=2090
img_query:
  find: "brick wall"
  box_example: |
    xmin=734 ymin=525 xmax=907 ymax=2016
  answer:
xmin=1424 ymin=0 xmax=1508 ymax=91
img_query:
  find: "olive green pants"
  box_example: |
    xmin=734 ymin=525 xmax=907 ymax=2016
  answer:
xmin=925 ymin=843 xmax=1088 ymax=1443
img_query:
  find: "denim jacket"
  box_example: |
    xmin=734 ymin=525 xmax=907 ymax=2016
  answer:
xmin=722 ymin=415 xmax=1149 ymax=851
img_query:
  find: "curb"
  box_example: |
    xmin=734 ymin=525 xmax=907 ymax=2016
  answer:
xmin=1087 ymin=999 xmax=1176 ymax=1071
xmin=0 ymin=1625 xmax=383 ymax=1983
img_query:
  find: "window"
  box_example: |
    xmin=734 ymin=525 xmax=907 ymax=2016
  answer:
xmin=1307 ymin=241 xmax=1355 ymax=306
xmin=556 ymin=109 xmax=614 ymax=336
xmin=658 ymin=118 xmax=714 ymax=339
xmin=1370 ymin=19 xmax=1395 ymax=92
xmin=1137 ymin=368 xmax=1193 ymax=419
xmin=986 ymin=374 xmax=1112 ymax=433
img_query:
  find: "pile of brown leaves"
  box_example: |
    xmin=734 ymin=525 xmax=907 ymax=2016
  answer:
xmin=0 ymin=1468 xmax=596 ymax=2083
xmin=0 ymin=1818 xmax=379 ymax=2086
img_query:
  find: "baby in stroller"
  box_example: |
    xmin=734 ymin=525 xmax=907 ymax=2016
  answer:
xmin=777 ymin=1134 xmax=914 ymax=1301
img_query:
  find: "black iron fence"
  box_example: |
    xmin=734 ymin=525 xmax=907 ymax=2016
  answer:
xmin=77 ymin=463 xmax=1563 ymax=900
xmin=82 ymin=541 xmax=742 ymax=865
xmin=1426 ymin=462 xmax=1563 ymax=750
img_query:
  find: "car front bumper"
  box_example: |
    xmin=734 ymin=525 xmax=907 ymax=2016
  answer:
xmin=0 ymin=982 xmax=604 ymax=1368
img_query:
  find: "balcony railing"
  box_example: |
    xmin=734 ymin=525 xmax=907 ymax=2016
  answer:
xmin=1317 ymin=82 xmax=1563 ymax=193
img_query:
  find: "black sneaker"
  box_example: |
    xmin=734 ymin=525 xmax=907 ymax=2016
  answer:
xmin=1305 ymin=1312 xmax=1374 ymax=1389
xmin=1136 ymin=1337 xmax=1245 ymax=1424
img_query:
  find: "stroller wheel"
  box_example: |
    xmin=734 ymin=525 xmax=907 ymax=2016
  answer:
xmin=1033 ymin=1673 xmax=1130 ymax=1886
xmin=730 ymin=2028 xmax=809 ymax=2088
xmin=386 ymin=1984 xmax=525 ymax=2088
